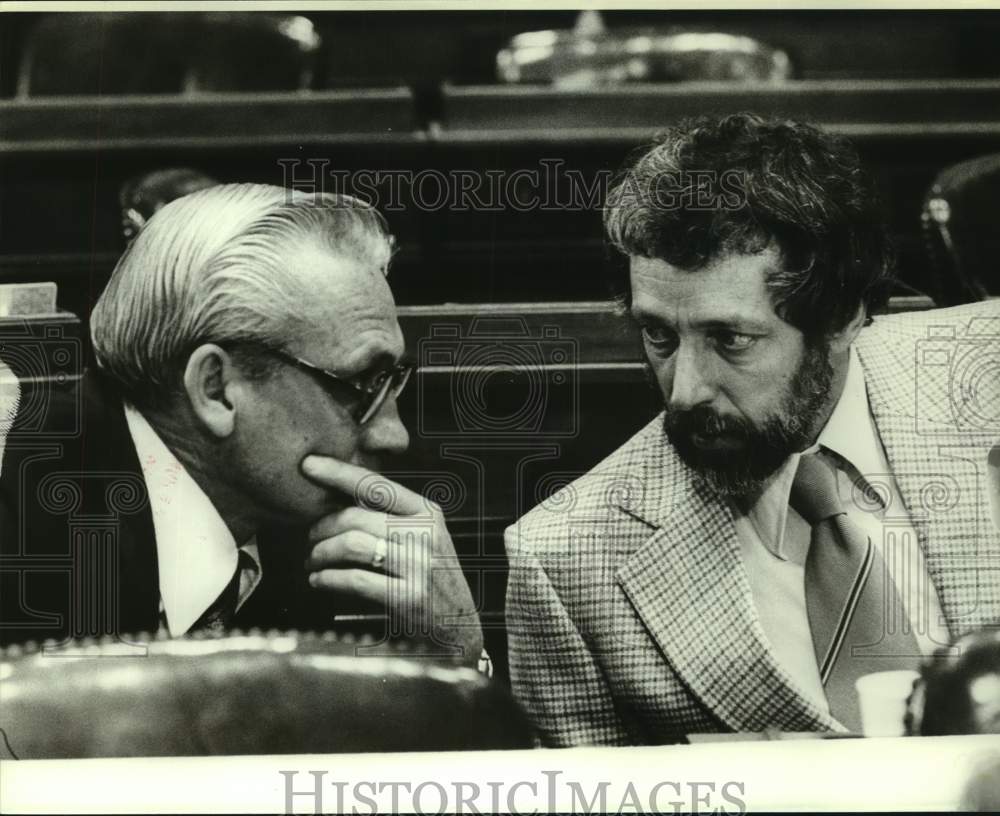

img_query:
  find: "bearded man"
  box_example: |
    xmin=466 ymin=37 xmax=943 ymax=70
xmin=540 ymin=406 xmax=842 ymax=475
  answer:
xmin=504 ymin=113 xmax=1000 ymax=745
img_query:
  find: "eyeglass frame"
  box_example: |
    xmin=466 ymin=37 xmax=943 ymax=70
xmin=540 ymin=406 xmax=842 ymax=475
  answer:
xmin=219 ymin=341 xmax=415 ymax=425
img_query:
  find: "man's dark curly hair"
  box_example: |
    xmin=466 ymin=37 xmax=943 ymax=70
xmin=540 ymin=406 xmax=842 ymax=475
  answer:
xmin=603 ymin=113 xmax=896 ymax=338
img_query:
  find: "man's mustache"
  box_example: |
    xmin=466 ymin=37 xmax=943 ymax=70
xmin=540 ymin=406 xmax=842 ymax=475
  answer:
xmin=663 ymin=405 xmax=753 ymax=440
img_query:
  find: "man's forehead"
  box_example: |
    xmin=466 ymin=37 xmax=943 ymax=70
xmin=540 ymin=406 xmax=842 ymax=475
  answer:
xmin=294 ymin=243 xmax=388 ymax=291
xmin=301 ymin=305 xmax=403 ymax=371
xmin=629 ymin=250 xmax=781 ymax=325
xmin=292 ymin=248 xmax=403 ymax=370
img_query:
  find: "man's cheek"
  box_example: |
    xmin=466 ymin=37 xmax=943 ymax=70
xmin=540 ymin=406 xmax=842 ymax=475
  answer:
xmin=648 ymin=363 xmax=673 ymax=402
xmin=309 ymin=439 xmax=362 ymax=469
xmin=722 ymin=386 xmax=771 ymax=427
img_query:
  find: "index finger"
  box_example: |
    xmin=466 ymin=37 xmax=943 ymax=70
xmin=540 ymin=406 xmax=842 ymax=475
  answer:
xmin=301 ymin=455 xmax=430 ymax=515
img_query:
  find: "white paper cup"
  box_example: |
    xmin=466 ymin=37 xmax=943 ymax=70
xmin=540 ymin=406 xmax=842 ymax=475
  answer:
xmin=855 ymin=670 xmax=920 ymax=736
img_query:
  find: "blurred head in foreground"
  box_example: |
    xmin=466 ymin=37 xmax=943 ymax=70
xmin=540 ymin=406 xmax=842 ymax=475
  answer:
xmin=906 ymin=629 xmax=1000 ymax=736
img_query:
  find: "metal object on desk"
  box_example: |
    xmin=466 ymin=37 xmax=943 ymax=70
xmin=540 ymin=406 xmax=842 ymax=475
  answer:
xmin=497 ymin=10 xmax=792 ymax=88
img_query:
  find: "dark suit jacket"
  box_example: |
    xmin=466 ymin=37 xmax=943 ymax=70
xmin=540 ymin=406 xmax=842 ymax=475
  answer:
xmin=0 ymin=370 xmax=337 ymax=646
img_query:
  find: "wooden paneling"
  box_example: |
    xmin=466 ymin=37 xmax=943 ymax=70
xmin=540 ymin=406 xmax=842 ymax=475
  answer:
xmin=441 ymin=80 xmax=1000 ymax=143
xmin=3 ymin=81 xmax=999 ymax=309
xmin=0 ymin=90 xmax=418 ymax=152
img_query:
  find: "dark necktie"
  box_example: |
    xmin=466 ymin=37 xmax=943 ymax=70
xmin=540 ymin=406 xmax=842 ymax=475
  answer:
xmin=192 ymin=551 xmax=251 ymax=633
xmin=791 ymin=450 xmax=922 ymax=731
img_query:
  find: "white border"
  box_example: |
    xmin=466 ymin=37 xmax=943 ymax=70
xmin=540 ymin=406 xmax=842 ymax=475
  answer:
xmin=2 ymin=4 xmax=998 ymax=814
xmin=3 ymin=736 xmax=999 ymax=814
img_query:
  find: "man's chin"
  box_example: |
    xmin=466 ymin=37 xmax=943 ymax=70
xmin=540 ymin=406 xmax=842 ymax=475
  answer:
xmin=688 ymin=466 xmax=770 ymax=499
xmin=690 ymin=432 xmax=746 ymax=452
xmin=258 ymin=491 xmax=350 ymax=531
xmin=670 ymin=437 xmax=779 ymax=499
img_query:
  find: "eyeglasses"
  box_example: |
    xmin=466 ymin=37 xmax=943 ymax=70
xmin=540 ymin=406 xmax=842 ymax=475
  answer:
xmin=268 ymin=348 xmax=415 ymax=425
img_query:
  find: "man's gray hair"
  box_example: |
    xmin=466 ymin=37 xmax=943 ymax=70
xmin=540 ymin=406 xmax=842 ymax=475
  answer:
xmin=90 ymin=183 xmax=394 ymax=408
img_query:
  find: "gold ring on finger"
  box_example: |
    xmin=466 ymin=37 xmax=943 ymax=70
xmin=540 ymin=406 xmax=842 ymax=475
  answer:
xmin=371 ymin=538 xmax=388 ymax=570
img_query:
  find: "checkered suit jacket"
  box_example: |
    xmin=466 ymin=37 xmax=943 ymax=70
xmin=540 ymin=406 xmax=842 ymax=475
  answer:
xmin=505 ymin=301 xmax=1000 ymax=746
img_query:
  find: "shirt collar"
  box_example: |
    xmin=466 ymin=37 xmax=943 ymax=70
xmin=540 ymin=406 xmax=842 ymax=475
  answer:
xmin=123 ymin=403 xmax=259 ymax=636
xmin=816 ymin=345 xmax=886 ymax=484
xmin=741 ymin=346 xmax=881 ymax=559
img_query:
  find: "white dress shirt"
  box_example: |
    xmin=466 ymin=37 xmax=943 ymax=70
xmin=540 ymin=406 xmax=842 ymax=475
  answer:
xmin=732 ymin=348 xmax=951 ymax=712
xmin=124 ymin=404 xmax=261 ymax=636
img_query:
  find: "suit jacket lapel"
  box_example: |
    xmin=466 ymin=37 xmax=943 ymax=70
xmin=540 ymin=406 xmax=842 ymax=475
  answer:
xmin=81 ymin=373 xmax=161 ymax=636
xmin=614 ymin=428 xmax=838 ymax=733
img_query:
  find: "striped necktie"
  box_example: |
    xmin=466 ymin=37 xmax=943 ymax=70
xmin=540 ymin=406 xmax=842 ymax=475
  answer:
xmin=791 ymin=450 xmax=922 ymax=731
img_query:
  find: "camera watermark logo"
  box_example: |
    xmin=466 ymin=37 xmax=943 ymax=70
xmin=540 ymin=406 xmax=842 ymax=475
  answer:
xmin=0 ymin=320 xmax=83 ymax=440
xmin=417 ymin=317 xmax=579 ymax=438
xmin=915 ymin=315 xmax=1000 ymax=436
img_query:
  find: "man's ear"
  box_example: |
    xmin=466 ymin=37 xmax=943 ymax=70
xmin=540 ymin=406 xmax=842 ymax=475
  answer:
xmin=182 ymin=344 xmax=238 ymax=439
xmin=828 ymin=304 xmax=867 ymax=354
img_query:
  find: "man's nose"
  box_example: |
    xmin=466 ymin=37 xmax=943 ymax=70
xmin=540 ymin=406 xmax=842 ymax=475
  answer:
xmin=666 ymin=344 xmax=717 ymax=412
xmin=362 ymin=395 xmax=410 ymax=455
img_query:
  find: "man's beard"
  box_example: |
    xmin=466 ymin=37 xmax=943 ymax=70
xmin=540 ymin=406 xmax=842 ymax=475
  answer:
xmin=662 ymin=341 xmax=834 ymax=500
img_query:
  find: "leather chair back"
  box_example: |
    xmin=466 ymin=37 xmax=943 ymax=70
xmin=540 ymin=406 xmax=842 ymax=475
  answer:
xmin=921 ymin=153 xmax=1000 ymax=305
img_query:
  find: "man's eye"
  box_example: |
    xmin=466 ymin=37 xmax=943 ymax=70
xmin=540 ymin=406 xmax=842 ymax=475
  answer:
xmin=641 ymin=325 xmax=677 ymax=351
xmin=716 ymin=331 xmax=757 ymax=352
xmin=361 ymin=368 xmax=390 ymax=394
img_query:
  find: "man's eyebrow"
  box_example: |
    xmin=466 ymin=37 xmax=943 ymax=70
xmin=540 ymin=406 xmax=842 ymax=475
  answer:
xmin=629 ymin=307 xmax=769 ymax=333
xmin=693 ymin=316 xmax=771 ymax=332
xmin=628 ymin=304 xmax=665 ymax=326
xmin=345 ymin=349 xmax=400 ymax=378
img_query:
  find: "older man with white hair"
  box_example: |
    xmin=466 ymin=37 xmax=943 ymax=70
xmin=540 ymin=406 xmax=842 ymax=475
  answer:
xmin=0 ymin=184 xmax=483 ymax=663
